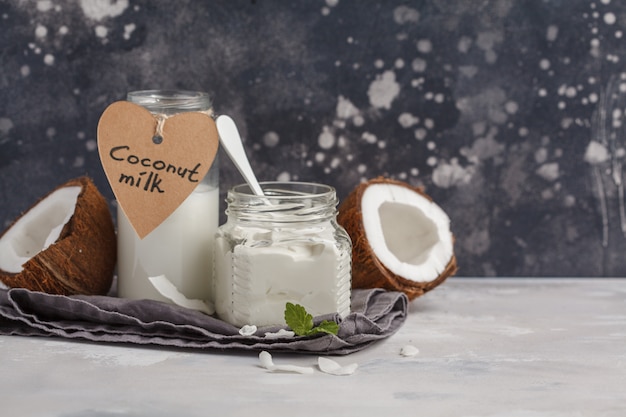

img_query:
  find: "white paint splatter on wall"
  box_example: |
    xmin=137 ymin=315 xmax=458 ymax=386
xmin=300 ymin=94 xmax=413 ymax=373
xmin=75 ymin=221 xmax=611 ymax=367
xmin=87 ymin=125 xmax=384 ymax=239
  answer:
xmin=79 ymin=0 xmax=129 ymax=21
xmin=3 ymin=0 xmax=626 ymax=276
xmin=367 ymin=70 xmax=400 ymax=110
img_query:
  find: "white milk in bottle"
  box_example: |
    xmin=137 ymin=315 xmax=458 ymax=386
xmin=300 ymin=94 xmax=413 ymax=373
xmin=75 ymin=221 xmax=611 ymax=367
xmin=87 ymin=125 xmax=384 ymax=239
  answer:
xmin=116 ymin=90 xmax=219 ymax=304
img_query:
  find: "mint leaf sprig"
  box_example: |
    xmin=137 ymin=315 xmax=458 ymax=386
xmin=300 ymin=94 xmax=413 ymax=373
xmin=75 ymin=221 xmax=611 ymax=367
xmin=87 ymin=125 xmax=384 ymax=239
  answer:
xmin=284 ymin=302 xmax=339 ymax=336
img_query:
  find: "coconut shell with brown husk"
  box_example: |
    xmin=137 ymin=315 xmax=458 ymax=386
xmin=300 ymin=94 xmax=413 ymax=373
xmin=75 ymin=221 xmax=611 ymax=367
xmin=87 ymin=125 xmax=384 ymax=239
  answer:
xmin=337 ymin=177 xmax=457 ymax=300
xmin=0 ymin=176 xmax=116 ymax=295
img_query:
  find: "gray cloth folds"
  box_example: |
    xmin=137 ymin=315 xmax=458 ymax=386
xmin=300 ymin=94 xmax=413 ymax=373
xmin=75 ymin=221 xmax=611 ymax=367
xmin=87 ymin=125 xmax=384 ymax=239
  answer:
xmin=0 ymin=288 xmax=407 ymax=355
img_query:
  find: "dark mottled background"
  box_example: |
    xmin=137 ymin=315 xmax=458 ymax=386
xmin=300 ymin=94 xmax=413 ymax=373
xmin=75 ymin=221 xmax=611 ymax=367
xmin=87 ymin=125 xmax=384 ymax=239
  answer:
xmin=2 ymin=0 xmax=626 ymax=277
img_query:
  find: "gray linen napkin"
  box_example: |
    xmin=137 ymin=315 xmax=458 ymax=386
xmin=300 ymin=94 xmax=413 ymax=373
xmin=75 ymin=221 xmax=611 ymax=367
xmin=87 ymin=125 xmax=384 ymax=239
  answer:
xmin=0 ymin=288 xmax=407 ymax=355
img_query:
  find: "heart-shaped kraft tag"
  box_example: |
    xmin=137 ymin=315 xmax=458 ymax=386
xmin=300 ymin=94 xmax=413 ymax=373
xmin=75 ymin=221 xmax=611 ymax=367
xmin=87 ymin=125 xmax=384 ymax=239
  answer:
xmin=97 ymin=101 xmax=218 ymax=239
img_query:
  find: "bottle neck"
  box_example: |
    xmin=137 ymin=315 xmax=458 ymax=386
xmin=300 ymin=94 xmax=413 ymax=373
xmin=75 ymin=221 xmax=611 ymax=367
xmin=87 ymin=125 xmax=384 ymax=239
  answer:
xmin=126 ymin=90 xmax=218 ymax=188
xmin=226 ymin=182 xmax=338 ymax=224
xmin=127 ymin=90 xmax=212 ymax=115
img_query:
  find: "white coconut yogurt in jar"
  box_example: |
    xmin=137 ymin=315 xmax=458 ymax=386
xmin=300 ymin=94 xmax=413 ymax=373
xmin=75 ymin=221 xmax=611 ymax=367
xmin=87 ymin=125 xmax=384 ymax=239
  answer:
xmin=214 ymin=182 xmax=352 ymax=327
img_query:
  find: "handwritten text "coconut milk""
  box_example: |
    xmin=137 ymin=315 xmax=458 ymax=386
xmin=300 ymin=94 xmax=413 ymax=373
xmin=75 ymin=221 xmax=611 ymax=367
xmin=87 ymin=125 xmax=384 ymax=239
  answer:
xmin=108 ymin=145 xmax=202 ymax=193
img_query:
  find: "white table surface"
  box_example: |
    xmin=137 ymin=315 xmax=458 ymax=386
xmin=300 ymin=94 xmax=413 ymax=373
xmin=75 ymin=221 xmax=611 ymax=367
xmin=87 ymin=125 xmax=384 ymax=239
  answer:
xmin=1 ymin=278 xmax=625 ymax=417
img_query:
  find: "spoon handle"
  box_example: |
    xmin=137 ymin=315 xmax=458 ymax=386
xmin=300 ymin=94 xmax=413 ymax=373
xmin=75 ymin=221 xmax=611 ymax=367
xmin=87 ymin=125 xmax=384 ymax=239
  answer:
xmin=216 ymin=115 xmax=265 ymax=196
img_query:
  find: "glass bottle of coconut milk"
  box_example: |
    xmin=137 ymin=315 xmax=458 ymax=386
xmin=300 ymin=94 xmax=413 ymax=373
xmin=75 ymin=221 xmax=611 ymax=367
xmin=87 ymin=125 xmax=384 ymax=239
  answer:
xmin=117 ymin=90 xmax=219 ymax=303
xmin=214 ymin=182 xmax=352 ymax=327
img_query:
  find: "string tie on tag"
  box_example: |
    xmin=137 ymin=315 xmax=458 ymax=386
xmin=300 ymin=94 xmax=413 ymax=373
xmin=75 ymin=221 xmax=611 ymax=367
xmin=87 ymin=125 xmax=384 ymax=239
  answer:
xmin=152 ymin=110 xmax=212 ymax=145
xmin=153 ymin=114 xmax=168 ymax=144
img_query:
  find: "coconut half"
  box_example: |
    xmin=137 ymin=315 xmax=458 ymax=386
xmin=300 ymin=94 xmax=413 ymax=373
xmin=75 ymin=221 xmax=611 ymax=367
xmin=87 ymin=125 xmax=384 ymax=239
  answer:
xmin=337 ymin=177 xmax=457 ymax=300
xmin=0 ymin=176 xmax=116 ymax=295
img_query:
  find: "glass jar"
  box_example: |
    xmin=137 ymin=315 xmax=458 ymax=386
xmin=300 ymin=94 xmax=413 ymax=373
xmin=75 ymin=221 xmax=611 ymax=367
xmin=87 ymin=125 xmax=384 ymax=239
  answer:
xmin=116 ymin=90 xmax=219 ymax=304
xmin=214 ymin=182 xmax=352 ymax=327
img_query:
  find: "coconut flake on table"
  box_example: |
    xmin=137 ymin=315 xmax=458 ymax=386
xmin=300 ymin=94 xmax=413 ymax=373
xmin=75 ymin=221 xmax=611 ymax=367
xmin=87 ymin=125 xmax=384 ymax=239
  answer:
xmin=317 ymin=357 xmax=358 ymax=376
xmin=258 ymin=351 xmax=314 ymax=374
xmin=400 ymin=345 xmax=420 ymax=357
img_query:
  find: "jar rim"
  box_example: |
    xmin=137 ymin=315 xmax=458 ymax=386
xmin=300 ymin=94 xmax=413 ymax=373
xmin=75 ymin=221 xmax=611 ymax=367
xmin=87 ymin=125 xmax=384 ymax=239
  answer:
xmin=127 ymin=90 xmax=212 ymax=111
xmin=230 ymin=181 xmax=336 ymax=200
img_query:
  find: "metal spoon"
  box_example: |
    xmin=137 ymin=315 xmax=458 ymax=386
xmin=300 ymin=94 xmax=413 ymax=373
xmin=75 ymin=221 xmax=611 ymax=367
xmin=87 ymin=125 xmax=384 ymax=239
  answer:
xmin=216 ymin=115 xmax=265 ymax=196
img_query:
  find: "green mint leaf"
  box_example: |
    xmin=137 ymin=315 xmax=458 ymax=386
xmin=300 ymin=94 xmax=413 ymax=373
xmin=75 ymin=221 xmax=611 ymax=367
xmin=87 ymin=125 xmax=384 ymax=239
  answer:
xmin=308 ymin=320 xmax=339 ymax=336
xmin=284 ymin=302 xmax=314 ymax=336
xmin=284 ymin=303 xmax=340 ymax=337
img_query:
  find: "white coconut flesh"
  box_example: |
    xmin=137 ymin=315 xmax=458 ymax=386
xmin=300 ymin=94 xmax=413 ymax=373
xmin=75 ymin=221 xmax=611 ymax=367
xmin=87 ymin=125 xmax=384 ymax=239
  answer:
xmin=360 ymin=183 xmax=453 ymax=283
xmin=0 ymin=186 xmax=81 ymax=274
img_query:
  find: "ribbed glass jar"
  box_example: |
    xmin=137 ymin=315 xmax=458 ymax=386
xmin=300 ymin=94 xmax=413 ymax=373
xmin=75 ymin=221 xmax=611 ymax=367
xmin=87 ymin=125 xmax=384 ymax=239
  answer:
xmin=117 ymin=90 xmax=219 ymax=304
xmin=214 ymin=182 xmax=352 ymax=327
